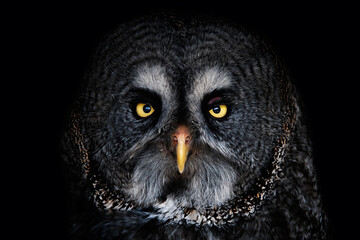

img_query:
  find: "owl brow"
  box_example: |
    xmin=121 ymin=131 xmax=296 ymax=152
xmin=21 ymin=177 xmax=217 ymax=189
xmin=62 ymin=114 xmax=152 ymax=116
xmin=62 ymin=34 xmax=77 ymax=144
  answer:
xmin=208 ymin=97 xmax=222 ymax=105
xmin=203 ymin=89 xmax=236 ymax=105
xmin=127 ymin=88 xmax=160 ymax=101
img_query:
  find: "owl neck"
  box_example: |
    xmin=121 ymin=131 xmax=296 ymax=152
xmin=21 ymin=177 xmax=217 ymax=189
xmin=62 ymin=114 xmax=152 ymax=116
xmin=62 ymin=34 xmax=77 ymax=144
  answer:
xmin=155 ymin=135 xmax=290 ymax=227
xmin=86 ymin=130 xmax=291 ymax=227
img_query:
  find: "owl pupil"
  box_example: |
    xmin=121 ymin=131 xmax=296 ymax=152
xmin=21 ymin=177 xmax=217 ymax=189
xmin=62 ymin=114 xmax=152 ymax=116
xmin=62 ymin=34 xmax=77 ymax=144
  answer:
xmin=213 ymin=106 xmax=221 ymax=114
xmin=143 ymin=104 xmax=152 ymax=113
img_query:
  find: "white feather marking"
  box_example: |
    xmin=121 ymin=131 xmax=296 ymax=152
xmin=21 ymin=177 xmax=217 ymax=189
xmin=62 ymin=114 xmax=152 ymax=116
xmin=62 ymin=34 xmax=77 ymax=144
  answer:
xmin=133 ymin=64 xmax=172 ymax=103
xmin=192 ymin=66 xmax=233 ymax=100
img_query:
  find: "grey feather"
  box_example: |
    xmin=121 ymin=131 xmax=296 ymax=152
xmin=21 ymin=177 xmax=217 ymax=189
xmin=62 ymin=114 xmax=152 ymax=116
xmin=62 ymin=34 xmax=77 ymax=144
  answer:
xmin=60 ymin=13 xmax=329 ymax=239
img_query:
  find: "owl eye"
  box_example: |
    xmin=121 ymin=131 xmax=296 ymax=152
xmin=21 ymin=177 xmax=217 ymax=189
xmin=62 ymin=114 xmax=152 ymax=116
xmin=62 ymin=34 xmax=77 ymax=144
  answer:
xmin=136 ymin=103 xmax=155 ymax=118
xmin=209 ymin=104 xmax=227 ymax=118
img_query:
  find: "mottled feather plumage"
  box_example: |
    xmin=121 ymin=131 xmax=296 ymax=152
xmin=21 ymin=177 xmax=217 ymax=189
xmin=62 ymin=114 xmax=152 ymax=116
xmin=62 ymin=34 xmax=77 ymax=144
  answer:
xmin=61 ymin=13 xmax=328 ymax=239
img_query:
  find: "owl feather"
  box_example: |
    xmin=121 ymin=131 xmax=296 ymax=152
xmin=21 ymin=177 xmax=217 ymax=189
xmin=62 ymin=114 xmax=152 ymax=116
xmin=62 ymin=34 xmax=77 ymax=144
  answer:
xmin=61 ymin=13 xmax=328 ymax=239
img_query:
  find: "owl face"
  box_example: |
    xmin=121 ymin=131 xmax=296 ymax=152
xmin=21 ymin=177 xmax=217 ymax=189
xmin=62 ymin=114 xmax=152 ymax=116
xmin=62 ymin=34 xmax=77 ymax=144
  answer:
xmin=79 ymin=16 xmax=286 ymax=210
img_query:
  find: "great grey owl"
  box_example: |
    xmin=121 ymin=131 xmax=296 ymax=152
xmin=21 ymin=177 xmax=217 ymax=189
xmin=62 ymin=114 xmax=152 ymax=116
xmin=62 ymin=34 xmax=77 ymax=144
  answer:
xmin=60 ymin=13 xmax=328 ymax=239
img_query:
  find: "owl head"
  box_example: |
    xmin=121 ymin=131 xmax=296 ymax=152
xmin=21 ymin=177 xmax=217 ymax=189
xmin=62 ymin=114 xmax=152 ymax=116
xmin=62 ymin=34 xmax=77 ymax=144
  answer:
xmin=63 ymin=14 xmax=298 ymax=222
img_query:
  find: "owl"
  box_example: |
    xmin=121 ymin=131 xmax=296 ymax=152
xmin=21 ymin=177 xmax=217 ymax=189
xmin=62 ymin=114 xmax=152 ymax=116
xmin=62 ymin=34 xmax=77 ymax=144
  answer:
xmin=61 ymin=13 xmax=328 ymax=239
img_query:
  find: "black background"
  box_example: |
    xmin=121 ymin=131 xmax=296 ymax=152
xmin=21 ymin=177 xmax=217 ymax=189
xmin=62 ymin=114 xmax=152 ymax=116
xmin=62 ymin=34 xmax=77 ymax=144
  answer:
xmin=8 ymin=2 xmax=357 ymax=239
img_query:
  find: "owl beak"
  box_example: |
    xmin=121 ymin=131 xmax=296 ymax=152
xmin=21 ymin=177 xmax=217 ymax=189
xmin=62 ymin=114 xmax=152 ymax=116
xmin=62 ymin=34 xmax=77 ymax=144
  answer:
xmin=172 ymin=125 xmax=191 ymax=174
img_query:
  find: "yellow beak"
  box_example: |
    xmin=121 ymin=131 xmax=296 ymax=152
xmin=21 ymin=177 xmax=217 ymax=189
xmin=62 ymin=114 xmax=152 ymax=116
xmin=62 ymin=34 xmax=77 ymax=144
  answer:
xmin=173 ymin=125 xmax=191 ymax=174
xmin=176 ymin=138 xmax=190 ymax=173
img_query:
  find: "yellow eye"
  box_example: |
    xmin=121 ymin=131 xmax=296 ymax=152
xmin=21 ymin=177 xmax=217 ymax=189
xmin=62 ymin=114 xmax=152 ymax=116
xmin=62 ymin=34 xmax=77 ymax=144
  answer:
xmin=136 ymin=103 xmax=155 ymax=118
xmin=209 ymin=105 xmax=227 ymax=118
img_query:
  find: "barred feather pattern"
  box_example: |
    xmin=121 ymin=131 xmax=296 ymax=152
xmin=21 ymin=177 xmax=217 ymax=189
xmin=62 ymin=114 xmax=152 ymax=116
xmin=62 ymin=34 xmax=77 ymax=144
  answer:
xmin=61 ymin=13 xmax=329 ymax=239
